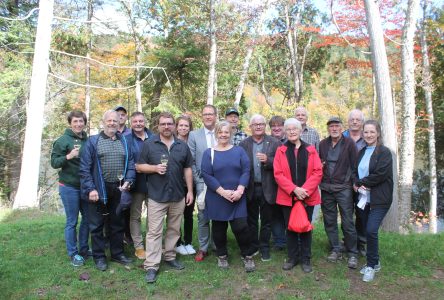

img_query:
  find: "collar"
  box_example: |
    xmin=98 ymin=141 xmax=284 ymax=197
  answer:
xmin=204 ymin=127 xmax=215 ymax=135
xmin=100 ymin=131 xmax=120 ymax=140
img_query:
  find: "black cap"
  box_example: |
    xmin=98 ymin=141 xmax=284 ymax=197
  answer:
xmin=327 ymin=116 xmax=342 ymax=125
xmin=225 ymin=107 xmax=239 ymax=116
xmin=114 ymin=105 xmax=127 ymax=113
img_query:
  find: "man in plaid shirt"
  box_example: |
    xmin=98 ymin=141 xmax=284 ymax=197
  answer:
xmin=225 ymin=107 xmax=248 ymax=146
xmin=295 ymin=106 xmax=320 ymax=151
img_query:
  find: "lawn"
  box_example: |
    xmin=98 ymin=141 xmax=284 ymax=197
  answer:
xmin=0 ymin=209 xmax=443 ymax=299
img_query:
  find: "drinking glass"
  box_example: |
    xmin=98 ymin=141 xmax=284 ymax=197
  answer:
xmin=160 ymin=154 xmax=168 ymax=166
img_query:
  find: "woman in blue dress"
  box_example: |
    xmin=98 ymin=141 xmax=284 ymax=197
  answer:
xmin=201 ymin=121 xmax=256 ymax=272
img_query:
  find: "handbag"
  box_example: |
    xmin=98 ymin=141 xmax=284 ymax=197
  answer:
xmin=288 ymin=200 xmax=313 ymax=233
xmin=196 ymin=148 xmax=214 ymax=210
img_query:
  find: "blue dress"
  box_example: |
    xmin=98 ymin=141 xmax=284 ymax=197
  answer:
xmin=201 ymin=146 xmax=250 ymax=221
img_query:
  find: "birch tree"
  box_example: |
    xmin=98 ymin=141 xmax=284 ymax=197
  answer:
xmin=85 ymin=0 xmax=93 ymax=130
xmin=207 ymin=0 xmax=217 ymax=105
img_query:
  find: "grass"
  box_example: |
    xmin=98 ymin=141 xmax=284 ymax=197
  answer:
xmin=0 ymin=208 xmax=443 ymax=299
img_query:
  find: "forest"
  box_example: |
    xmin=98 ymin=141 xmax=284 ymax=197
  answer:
xmin=0 ymin=0 xmax=443 ymax=233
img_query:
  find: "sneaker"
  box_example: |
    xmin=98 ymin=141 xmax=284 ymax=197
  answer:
xmin=261 ymin=250 xmax=271 ymax=262
xmin=301 ymin=260 xmax=312 ymax=273
xmin=327 ymin=251 xmax=343 ymax=262
xmin=347 ymin=256 xmax=358 ymax=269
xmin=362 ymin=266 xmax=376 ymax=282
xmin=360 ymin=262 xmax=381 ymax=274
xmin=282 ymin=258 xmax=298 ymax=271
xmin=175 ymin=245 xmax=188 ymax=255
xmin=71 ymin=254 xmax=85 ymax=267
xmin=184 ymin=244 xmax=196 ymax=255
xmin=195 ymin=250 xmax=208 ymax=262
xmin=242 ymin=256 xmax=256 ymax=272
xmin=135 ymin=248 xmax=146 ymax=260
xmin=217 ymin=255 xmax=229 ymax=269
xmin=145 ymin=268 xmax=157 ymax=283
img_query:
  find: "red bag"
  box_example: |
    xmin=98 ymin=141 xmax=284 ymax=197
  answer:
xmin=288 ymin=201 xmax=313 ymax=233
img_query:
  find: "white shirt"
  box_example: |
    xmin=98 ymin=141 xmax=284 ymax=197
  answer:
xmin=204 ymin=127 xmax=217 ymax=148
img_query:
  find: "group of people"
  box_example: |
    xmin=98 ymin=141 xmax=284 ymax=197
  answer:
xmin=51 ymin=104 xmax=393 ymax=284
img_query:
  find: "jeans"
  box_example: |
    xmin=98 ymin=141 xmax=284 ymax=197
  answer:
xmin=247 ymin=185 xmax=273 ymax=253
xmin=271 ymin=204 xmax=287 ymax=247
xmin=59 ymin=184 xmax=89 ymax=257
xmin=212 ymin=218 xmax=254 ymax=257
xmin=360 ymin=205 xmax=389 ymax=268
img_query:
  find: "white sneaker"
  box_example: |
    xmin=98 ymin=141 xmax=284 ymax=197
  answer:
xmin=362 ymin=266 xmax=376 ymax=282
xmin=360 ymin=262 xmax=381 ymax=274
xmin=175 ymin=245 xmax=188 ymax=255
xmin=184 ymin=244 xmax=196 ymax=255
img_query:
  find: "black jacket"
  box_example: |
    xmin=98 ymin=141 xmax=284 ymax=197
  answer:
xmin=353 ymin=145 xmax=393 ymax=209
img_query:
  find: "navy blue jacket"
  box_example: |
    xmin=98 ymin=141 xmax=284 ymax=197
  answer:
xmin=79 ymin=132 xmax=136 ymax=203
xmin=127 ymin=128 xmax=153 ymax=193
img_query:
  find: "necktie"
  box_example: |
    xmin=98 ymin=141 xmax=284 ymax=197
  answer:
xmin=209 ymin=131 xmax=215 ymax=147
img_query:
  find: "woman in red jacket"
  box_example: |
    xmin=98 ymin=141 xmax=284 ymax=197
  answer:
xmin=273 ymin=118 xmax=323 ymax=273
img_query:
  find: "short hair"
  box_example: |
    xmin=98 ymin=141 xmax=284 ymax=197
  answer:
xmin=202 ymin=104 xmax=218 ymax=115
xmin=67 ymin=110 xmax=87 ymax=124
xmin=269 ymin=115 xmax=285 ymax=127
xmin=102 ymin=109 xmax=118 ymax=121
xmin=156 ymin=112 xmax=175 ymax=125
xmin=215 ymin=120 xmax=233 ymax=140
xmin=348 ymin=109 xmax=365 ymax=122
xmin=363 ymin=119 xmax=382 ymax=146
xmin=130 ymin=111 xmax=145 ymax=120
xmin=284 ymin=118 xmax=302 ymax=131
xmin=249 ymin=114 xmax=266 ymax=125
xmin=294 ymin=106 xmax=308 ymax=117
xmin=176 ymin=114 xmax=193 ymax=132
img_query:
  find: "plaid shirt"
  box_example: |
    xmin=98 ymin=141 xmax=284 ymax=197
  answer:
xmin=97 ymin=132 xmax=126 ymax=182
xmin=301 ymin=126 xmax=320 ymax=151
xmin=232 ymin=129 xmax=248 ymax=146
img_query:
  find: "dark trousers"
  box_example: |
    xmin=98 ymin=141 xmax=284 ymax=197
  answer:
xmin=123 ymin=209 xmax=132 ymax=242
xmin=282 ymin=204 xmax=314 ymax=263
xmin=177 ymin=198 xmax=195 ymax=246
xmin=88 ymin=183 xmax=124 ymax=260
xmin=321 ymin=188 xmax=358 ymax=256
xmin=271 ymin=204 xmax=287 ymax=247
xmin=247 ymin=185 xmax=273 ymax=253
xmin=354 ymin=192 xmax=367 ymax=249
xmin=358 ymin=205 xmax=389 ymax=268
xmin=212 ymin=217 xmax=253 ymax=257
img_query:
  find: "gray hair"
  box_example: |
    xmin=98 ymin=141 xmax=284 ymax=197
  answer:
xmin=284 ymin=118 xmax=302 ymax=131
xmin=215 ymin=120 xmax=233 ymax=140
xmin=249 ymin=114 xmax=266 ymax=125
xmin=348 ymin=109 xmax=365 ymax=122
xmin=295 ymin=106 xmax=308 ymax=117
xmin=102 ymin=109 xmax=118 ymax=121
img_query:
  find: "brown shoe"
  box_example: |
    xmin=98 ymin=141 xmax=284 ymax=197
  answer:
xmin=135 ymin=248 xmax=146 ymax=260
xmin=195 ymin=250 xmax=208 ymax=262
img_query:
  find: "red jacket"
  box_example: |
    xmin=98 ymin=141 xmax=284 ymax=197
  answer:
xmin=273 ymin=143 xmax=323 ymax=207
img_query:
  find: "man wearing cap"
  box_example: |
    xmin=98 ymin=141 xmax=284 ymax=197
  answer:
xmin=318 ymin=117 xmax=359 ymax=269
xmin=294 ymin=106 xmax=320 ymax=150
xmin=115 ymin=105 xmax=132 ymax=136
xmin=225 ymin=107 xmax=248 ymax=146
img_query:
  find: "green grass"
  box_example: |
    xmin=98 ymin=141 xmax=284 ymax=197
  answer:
xmin=0 ymin=209 xmax=443 ymax=299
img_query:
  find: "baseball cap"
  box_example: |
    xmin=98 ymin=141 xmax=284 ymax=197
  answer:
xmin=114 ymin=105 xmax=127 ymax=113
xmin=225 ymin=107 xmax=239 ymax=116
xmin=327 ymin=116 xmax=342 ymax=125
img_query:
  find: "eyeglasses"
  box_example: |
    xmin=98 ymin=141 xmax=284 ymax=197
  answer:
xmin=202 ymin=113 xmax=215 ymax=117
xmin=251 ymin=123 xmax=266 ymax=128
xmin=159 ymin=123 xmax=174 ymax=127
xmin=285 ymin=128 xmax=299 ymax=133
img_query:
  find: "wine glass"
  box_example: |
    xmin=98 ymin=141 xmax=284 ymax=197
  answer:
xmin=160 ymin=154 xmax=168 ymax=166
xmin=118 ymin=173 xmax=124 ymax=188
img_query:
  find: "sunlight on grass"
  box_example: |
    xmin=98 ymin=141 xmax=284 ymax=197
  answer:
xmin=0 ymin=207 xmax=12 ymax=222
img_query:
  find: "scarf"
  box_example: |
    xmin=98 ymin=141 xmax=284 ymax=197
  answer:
xmin=285 ymin=140 xmax=308 ymax=188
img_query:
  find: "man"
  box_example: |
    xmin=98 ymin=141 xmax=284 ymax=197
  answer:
xmin=268 ymin=115 xmax=287 ymax=251
xmin=343 ymin=109 xmax=366 ymax=256
xmin=240 ymin=114 xmax=280 ymax=261
xmin=137 ymin=112 xmax=194 ymax=283
xmin=128 ymin=112 xmax=153 ymax=259
xmin=225 ymin=107 xmax=247 ymax=145
xmin=295 ymin=106 xmax=320 ymax=150
xmin=115 ymin=105 xmax=132 ymax=136
xmin=188 ymin=104 xmax=218 ymax=262
xmin=318 ymin=117 xmax=358 ymax=269
xmin=80 ymin=110 xmax=135 ymax=271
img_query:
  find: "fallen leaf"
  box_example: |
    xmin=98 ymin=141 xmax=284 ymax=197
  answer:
xmin=79 ymin=272 xmax=90 ymax=281
xmin=277 ymin=283 xmax=286 ymax=289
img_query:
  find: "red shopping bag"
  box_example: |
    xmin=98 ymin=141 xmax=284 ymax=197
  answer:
xmin=288 ymin=201 xmax=313 ymax=233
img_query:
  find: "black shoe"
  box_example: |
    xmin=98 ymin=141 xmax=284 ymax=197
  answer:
xmin=111 ymin=254 xmax=133 ymax=265
xmin=95 ymin=258 xmax=108 ymax=271
xmin=282 ymin=258 xmax=298 ymax=270
xmin=123 ymin=235 xmax=134 ymax=246
xmin=261 ymin=250 xmax=271 ymax=262
xmin=301 ymin=260 xmax=312 ymax=273
xmin=145 ymin=268 xmax=158 ymax=283
xmin=273 ymin=245 xmax=285 ymax=251
xmin=80 ymin=249 xmax=93 ymax=260
xmin=164 ymin=259 xmax=185 ymax=270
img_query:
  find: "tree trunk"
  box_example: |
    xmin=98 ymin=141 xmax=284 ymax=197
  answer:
xmin=14 ymin=0 xmax=54 ymax=209
xmin=298 ymin=34 xmax=312 ymax=102
xmin=420 ymin=0 xmax=438 ymax=234
xmin=398 ymin=0 xmax=420 ymax=232
xmin=284 ymin=3 xmax=299 ymax=103
xmin=135 ymin=49 xmax=142 ymax=112
xmin=258 ymin=59 xmax=272 ymax=108
xmin=85 ymin=0 xmax=93 ymax=132
xmin=207 ymin=0 xmax=217 ymax=105
xmin=363 ymin=0 xmax=399 ymax=232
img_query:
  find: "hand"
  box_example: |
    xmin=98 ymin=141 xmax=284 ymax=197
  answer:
xmin=135 ymin=163 xmax=141 ymax=173
xmin=89 ymin=190 xmax=99 ymax=202
xmin=67 ymin=148 xmax=80 ymax=160
xmin=120 ymin=181 xmax=130 ymax=191
xmin=220 ymin=189 xmax=234 ymax=202
xmin=256 ymin=152 xmax=267 ymax=163
xmin=353 ymin=184 xmax=359 ymax=192
xmin=231 ymin=190 xmax=243 ymax=202
xmin=156 ymin=164 xmax=167 ymax=175
xmin=185 ymin=191 xmax=194 ymax=206
xmin=293 ymin=187 xmax=309 ymax=200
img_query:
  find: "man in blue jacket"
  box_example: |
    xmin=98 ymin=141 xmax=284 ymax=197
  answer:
xmin=80 ymin=110 xmax=136 ymax=271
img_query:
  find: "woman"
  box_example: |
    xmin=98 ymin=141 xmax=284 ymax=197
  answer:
xmin=51 ymin=110 xmax=89 ymax=267
xmin=273 ymin=118 xmax=322 ymax=273
xmin=174 ymin=115 xmax=197 ymax=256
xmin=200 ymin=121 xmax=255 ymax=272
xmin=353 ymin=120 xmax=393 ymax=283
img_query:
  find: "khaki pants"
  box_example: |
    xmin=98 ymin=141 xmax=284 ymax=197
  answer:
xmin=130 ymin=192 xmax=147 ymax=250
xmin=143 ymin=198 xmax=185 ymax=270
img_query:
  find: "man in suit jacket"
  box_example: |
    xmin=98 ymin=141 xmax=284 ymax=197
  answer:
xmin=240 ymin=114 xmax=280 ymax=262
xmin=188 ymin=104 xmax=218 ymax=261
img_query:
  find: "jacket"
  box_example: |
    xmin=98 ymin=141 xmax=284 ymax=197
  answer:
xmin=318 ymin=135 xmax=357 ymax=191
xmin=353 ymin=145 xmax=393 ymax=209
xmin=50 ymin=128 xmax=88 ymax=188
xmin=127 ymin=128 xmax=153 ymax=193
xmin=273 ymin=143 xmax=323 ymax=207
xmin=79 ymin=132 xmax=136 ymax=203
xmin=239 ymin=135 xmax=280 ymax=205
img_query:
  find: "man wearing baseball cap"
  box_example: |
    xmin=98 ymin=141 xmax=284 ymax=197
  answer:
xmin=225 ymin=107 xmax=247 ymax=145
xmin=114 ymin=105 xmax=132 ymax=136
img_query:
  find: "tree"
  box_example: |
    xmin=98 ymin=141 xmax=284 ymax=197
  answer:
xmin=207 ymin=0 xmax=217 ymax=105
